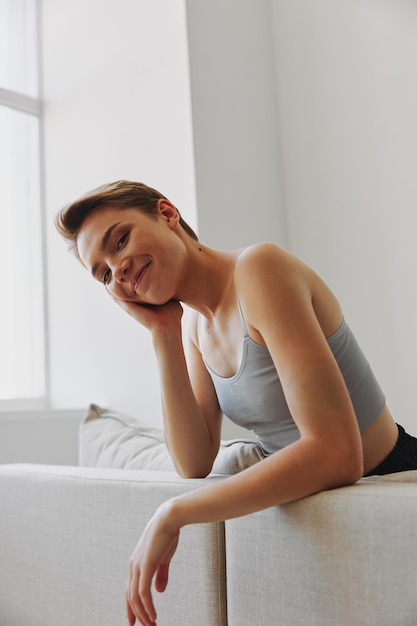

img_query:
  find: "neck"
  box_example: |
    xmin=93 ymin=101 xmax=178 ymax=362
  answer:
xmin=174 ymin=241 xmax=240 ymax=317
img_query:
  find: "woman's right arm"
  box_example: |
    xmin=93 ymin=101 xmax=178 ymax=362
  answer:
xmin=118 ymin=299 xmax=222 ymax=477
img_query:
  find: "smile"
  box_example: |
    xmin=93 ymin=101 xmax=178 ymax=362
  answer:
xmin=132 ymin=263 xmax=150 ymax=293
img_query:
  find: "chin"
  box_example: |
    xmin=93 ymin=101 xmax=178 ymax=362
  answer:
xmin=133 ymin=288 xmax=174 ymax=306
xmin=153 ymin=297 xmax=173 ymax=306
xmin=132 ymin=295 xmax=165 ymax=306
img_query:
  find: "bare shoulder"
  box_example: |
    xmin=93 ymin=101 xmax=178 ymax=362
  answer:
xmin=233 ymin=244 xmax=309 ymax=336
xmin=234 ymin=243 xmax=311 ymax=291
xmin=236 ymin=242 xmax=286 ymax=264
xmin=234 ymin=243 xmax=341 ymax=337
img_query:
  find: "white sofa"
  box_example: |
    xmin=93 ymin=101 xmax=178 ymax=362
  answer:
xmin=0 ymin=464 xmax=227 ymax=626
xmin=1 ymin=463 xmax=417 ymax=626
xmin=1 ymin=405 xmax=417 ymax=626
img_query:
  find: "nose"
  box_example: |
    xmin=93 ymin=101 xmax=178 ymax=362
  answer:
xmin=113 ymin=257 xmax=131 ymax=284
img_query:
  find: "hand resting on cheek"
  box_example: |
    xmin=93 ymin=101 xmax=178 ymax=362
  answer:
xmin=111 ymin=295 xmax=184 ymax=334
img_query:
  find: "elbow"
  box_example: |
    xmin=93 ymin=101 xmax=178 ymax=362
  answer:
xmin=313 ymin=436 xmax=364 ymax=491
xmin=171 ymin=445 xmax=218 ymax=479
xmin=331 ymin=444 xmax=364 ymax=487
xmin=166 ymin=443 xmax=215 ymax=479
xmin=352 ymin=451 xmax=365 ymax=482
xmin=174 ymin=458 xmax=214 ymax=479
xmin=346 ymin=438 xmax=365 ymax=483
xmin=342 ymin=460 xmax=363 ymax=486
xmin=177 ymin=467 xmax=212 ymax=479
xmin=179 ymin=469 xmax=212 ymax=479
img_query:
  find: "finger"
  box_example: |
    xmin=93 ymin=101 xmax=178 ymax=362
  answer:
xmin=127 ymin=589 xmax=154 ymax=626
xmin=128 ymin=566 xmax=154 ymax=626
xmin=154 ymin=562 xmax=171 ymax=593
xmin=125 ymin=590 xmax=136 ymax=626
xmin=138 ymin=566 xmax=158 ymax=625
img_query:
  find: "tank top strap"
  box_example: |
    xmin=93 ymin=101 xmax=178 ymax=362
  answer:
xmin=197 ymin=300 xmax=249 ymax=343
xmin=237 ymin=299 xmax=250 ymax=338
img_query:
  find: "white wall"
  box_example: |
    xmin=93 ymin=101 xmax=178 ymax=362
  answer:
xmin=41 ymin=0 xmax=196 ymax=428
xmin=0 ymin=410 xmax=83 ymax=465
xmin=270 ymin=0 xmax=417 ymax=433
xmin=3 ymin=0 xmax=416 ymax=463
xmin=185 ymin=0 xmax=286 ymax=250
xmin=2 ymin=0 xmax=198 ymax=463
xmin=40 ymin=0 xmax=285 ymax=447
xmin=184 ymin=0 xmax=417 ymax=436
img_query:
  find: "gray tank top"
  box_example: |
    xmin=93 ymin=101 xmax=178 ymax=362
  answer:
xmin=201 ymin=308 xmax=386 ymax=454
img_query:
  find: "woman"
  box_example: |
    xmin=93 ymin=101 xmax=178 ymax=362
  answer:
xmin=56 ymin=180 xmax=417 ymax=626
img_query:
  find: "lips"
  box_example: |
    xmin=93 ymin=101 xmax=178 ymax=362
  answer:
xmin=132 ymin=262 xmax=150 ymax=293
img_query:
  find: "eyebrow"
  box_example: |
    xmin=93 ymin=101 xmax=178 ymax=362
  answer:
xmin=91 ymin=221 xmax=122 ymax=278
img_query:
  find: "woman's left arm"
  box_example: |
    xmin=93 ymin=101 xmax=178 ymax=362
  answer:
xmin=126 ymin=244 xmax=364 ymax=625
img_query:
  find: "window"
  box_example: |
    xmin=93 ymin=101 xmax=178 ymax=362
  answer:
xmin=0 ymin=0 xmax=46 ymax=407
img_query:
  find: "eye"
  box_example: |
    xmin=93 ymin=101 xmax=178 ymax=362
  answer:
xmin=102 ymin=268 xmax=111 ymax=285
xmin=116 ymin=232 xmax=129 ymax=251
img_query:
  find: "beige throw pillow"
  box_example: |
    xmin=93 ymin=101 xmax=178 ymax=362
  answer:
xmin=79 ymin=404 xmax=266 ymax=476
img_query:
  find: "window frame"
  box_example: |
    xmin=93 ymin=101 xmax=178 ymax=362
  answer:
xmin=0 ymin=0 xmax=48 ymax=412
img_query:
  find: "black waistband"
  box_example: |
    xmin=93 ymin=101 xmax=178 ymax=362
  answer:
xmin=365 ymin=424 xmax=417 ymax=476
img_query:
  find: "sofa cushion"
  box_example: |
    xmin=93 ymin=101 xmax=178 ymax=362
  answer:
xmin=79 ymin=403 xmax=266 ymax=475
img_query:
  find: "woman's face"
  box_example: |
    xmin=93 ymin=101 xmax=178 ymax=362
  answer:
xmin=77 ymin=203 xmax=185 ymax=304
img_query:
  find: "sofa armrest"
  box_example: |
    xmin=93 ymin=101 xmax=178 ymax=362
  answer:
xmin=225 ymin=475 xmax=417 ymax=626
xmin=0 ymin=464 xmax=227 ymax=626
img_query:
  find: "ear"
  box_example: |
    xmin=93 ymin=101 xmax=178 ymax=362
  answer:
xmin=157 ymin=199 xmax=180 ymax=229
